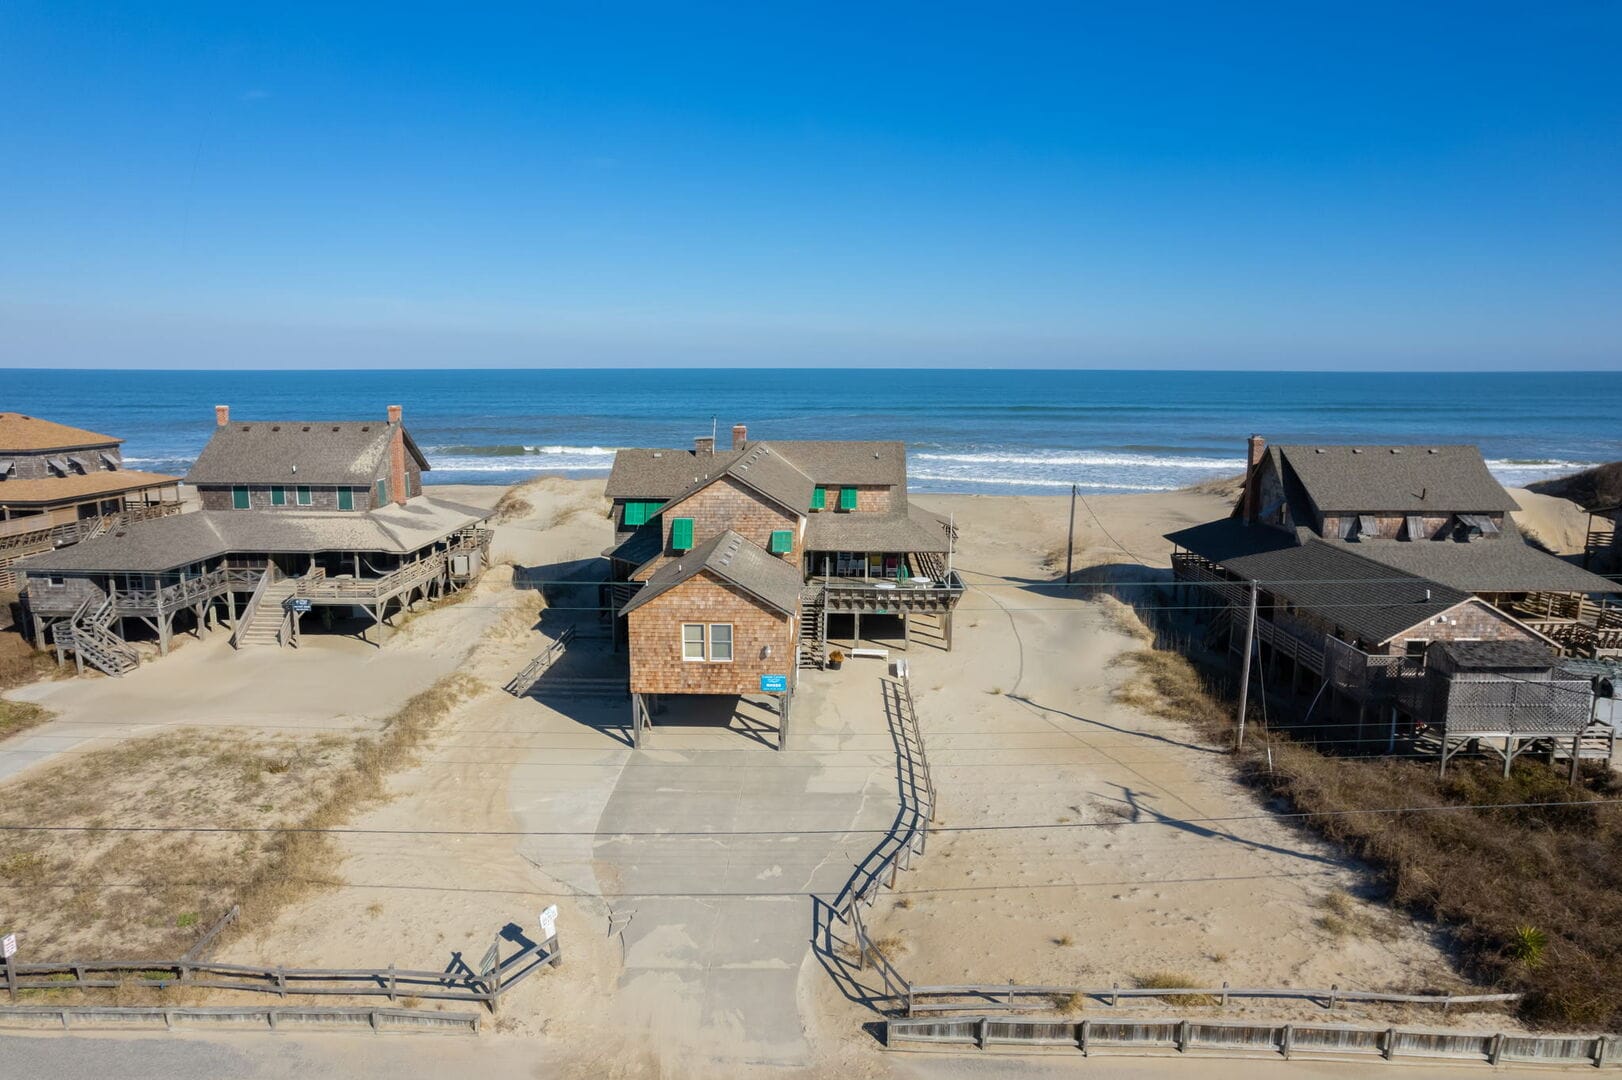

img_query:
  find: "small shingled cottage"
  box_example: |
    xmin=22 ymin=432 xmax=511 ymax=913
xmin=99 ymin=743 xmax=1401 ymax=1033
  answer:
xmin=603 ymin=423 xmax=965 ymax=746
xmin=0 ymin=413 xmax=183 ymax=590
xmin=19 ymin=405 xmax=492 ymax=674
xmin=1166 ymin=436 xmax=1615 ymax=770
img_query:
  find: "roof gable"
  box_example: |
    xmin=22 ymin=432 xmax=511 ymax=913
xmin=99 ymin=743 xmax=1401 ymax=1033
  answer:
xmin=658 ymin=443 xmax=814 ymax=519
xmin=619 ymin=530 xmax=803 ymax=617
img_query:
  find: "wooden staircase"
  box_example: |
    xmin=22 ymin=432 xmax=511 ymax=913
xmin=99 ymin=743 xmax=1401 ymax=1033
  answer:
xmin=234 ymin=581 xmax=295 ymax=648
xmin=53 ymin=597 xmax=139 ymax=677
xmin=799 ymin=586 xmax=827 ymax=669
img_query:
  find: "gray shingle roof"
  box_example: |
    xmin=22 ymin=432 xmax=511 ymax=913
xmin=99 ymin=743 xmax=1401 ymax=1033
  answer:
xmin=1322 ymin=523 xmax=1618 ymax=596
xmin=1277 ymin=445 xmax=1520 ymax=514
xmin=1166 ymin=517 xmax=1470 ymax=645
xmin=805 ymin=505 xmax=952 ymax=553
xmin=763 ymin=441 xmax=906 ymax=486
xmin=619 ymin=530 xmax=803 ymax=617
xmin=602 ymin=525 xmax=662 ymax=565
xmin=185 ymin=420 xmax=429 ymax=486
xmin=19 ymin=497 xmax=488 ymax=574
xmin=605 ymin=439 xmax=906 ymax=501
xmin=1435 ymin=640 xmax=1558 ymax=672
xmin=605 ymin=447 xmax=743 ymax=500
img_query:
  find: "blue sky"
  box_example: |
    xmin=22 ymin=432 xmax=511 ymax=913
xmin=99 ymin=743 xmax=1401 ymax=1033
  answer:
xmin=2 ymin=3 xmax=1618 ymax=370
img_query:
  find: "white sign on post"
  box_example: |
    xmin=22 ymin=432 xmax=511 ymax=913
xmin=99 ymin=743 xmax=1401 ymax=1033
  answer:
xmin=538 ymin=904 xmax=558 ymax=941
xmin=2 ymin=933 xmax=16 ymax=959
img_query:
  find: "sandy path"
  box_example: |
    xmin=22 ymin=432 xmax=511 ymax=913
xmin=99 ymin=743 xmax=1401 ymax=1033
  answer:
xmin=809 ymin=490 xmax=1496 ymax=1041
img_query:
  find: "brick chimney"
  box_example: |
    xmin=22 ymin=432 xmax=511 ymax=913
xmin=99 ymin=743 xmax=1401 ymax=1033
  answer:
xmin=731 ymin=423 xmax=748 ymax=449
xmin=1243 ymin=434 xmax=1266 ymax=523
xmin=215 ymin=405 xmax=230 ymax=427
xmin=388 ymin=405 xmax=407 ymax=506
xmin=694 ymin=435 xmax=715 ymax=456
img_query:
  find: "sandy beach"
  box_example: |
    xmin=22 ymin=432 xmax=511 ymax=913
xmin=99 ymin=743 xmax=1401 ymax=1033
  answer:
xmin=0 ymin=474 xmax=1600 ymax=1077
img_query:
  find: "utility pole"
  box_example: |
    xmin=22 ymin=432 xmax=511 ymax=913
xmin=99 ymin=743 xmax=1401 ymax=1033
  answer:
xmin=1065 ymin=484 xmax=1078 ymax=584
xmin=1235 ymin=581 xmax=1258 ymax=749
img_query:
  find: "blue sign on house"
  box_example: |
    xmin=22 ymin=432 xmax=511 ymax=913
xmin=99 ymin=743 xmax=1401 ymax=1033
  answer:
xmin=759 ymin=674 xmax=788 ymax=693
xmin=289 ymin=598 xmax=313 ymax=614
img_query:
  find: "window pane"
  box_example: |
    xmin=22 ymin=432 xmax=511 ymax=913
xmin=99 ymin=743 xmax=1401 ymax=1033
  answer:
xmin=232 ymin=486 xmax=249 ymax=509
xmin=297 ymin=485 xmax=312 ymax=505
xmin=270 ymin=486 xmax=286 ymax=506
xmin=682 ymin=624 xmax=705 ymax=660
xmin=709 ymin=624 xmax=733 ymax=661
xmin=338 ymin=488 xmax=354 ymax=511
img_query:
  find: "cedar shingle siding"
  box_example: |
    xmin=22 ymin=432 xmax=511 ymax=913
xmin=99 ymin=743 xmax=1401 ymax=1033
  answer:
xmin=197 ymin=484 xmax=372 ymax=512
xmin=628 ymin=575 xmax=797 ymax=695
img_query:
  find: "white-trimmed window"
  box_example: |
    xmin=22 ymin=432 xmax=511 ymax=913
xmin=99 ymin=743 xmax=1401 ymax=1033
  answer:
xmin=708 ymin=623 xmax=733 ymax=662
xmin=682 ymin=623 xmax=706 ymax=661
xmin=681 ymin=623 xmax=733 ymax=662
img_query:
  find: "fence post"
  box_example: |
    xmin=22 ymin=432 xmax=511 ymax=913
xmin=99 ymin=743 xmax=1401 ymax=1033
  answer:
xmin=548 ymin=932 xmax=562 ymax=969
xmin=1328 ymin=983 xmax=1338 ymax=1010
xmin=276 ymin=967 xmax=287 ymax=998
xmin=1111 ymin=981 xmax=1119 ymax=1007
xmin=1281 ymin=1024 xmax=1293 ymax=1059
xmin=1177 ymin=1019 xmax=1189 ymax=1052
xmin=1489 ymin=1032 xmax=1503 ymax=1065
xmin=1596 ymin=1037 xmax=1609 ymax=1067
xmin=4 ymin=953 xmax=15 ymax=1003
xmin=976 ymin=1016 xmax=988 ymax=1050
xmin=905 ymin=984 xmax=914 ymax=1017
xmin=1442 ymin=990 xmax=1451 ymax=1016
xmin=1384 ymin=1026 xmax=1398 ymax=1060
xmin=387 ymin=963 xmax=396 ymax=1002
xmin=1220 ymin=980 xmax=1229 ymax=1007
xmin=1078 ymin=1019 xmax=1090 ymax=1056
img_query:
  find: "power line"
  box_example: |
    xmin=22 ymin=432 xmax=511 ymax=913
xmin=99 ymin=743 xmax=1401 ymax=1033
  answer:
xmin=1 ymin=796 xmax=1614 ymax=840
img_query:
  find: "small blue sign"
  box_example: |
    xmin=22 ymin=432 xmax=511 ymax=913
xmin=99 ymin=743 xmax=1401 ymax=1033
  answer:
xmin=289 ymin=598 xmax=313 ymax=613
xmin=759 ymin=674 xmax=788 ymax=693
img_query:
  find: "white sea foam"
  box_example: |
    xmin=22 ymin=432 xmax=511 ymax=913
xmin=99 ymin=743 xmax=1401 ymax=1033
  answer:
xmin=913 ymin=451 xmax=1245 ymax=470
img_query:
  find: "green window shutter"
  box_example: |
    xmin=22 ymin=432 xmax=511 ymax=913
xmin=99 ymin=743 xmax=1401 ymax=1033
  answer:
xmin=623 ymin=500 xmax=665 ymax=527
xmin=838 ymin=487 xmax=858 ymax=511
xmin=376 ymin=479 xmax=389 ymax=506
xmin=296 ymin=485 xmax=312 ymax=506
xmin=810 ymin=487 xmax=826 ymax=510
xmin=337 ymin=488 xmax=354 ymax=511
xmin=231 ymin=486 xmax=250 ymax=510
xmin=670 ymin=517 xmax=695 ymax=551
xmin=769 ymin=529 xmax=793 ymax=554
xmin=270 ymin=486 xmax=286 ymax=506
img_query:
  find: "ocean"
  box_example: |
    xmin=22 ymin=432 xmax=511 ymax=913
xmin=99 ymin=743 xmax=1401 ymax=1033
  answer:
xmin=4 ymin=368 xmax=1617 ymax=496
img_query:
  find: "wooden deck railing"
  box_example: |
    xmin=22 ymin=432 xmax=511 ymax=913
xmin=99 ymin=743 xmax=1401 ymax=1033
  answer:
xmin=294 ymin=552 xmax=447 ymax=603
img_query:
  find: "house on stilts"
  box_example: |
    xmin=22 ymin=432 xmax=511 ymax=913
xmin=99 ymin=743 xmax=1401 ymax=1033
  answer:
xmin=1 ymin=413 xmax=183 ymax=591
xmin=18 ymin=405 xmax=492 ymax=675
xmin=1167 ymin=437 xmax=1618 ymax=773
xmin=602 ymin=423 xmax=964 ymax=747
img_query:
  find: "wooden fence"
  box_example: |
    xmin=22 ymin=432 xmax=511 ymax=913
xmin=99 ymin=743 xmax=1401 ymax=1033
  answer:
xmin=1 ymin=933 xmax=560 ymax=1014
xmin=0 ymin=1004 xmax=481 ymax=1034
xmin=886 ymin=1014 xmax=1622 ymax=1068
xmin=902 ymin=982 xmax=1520 ymax=1017
xmin=832 ymin=676 xmax=934 ymax=1009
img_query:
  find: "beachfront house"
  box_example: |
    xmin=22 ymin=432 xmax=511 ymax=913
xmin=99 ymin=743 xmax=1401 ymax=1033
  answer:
xmin=602 ymin=424 xmax=964 ymax=745
xmin=18 ymin=405 xmax=492 ymax=674
xmin=0 ymin=413 xmax=183 ymax=590
xmin=1166 ymin=437 xmax=1615 ymax=771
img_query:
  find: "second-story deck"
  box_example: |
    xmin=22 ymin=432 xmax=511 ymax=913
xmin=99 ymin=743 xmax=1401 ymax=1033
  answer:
xmin=812 ymin=570 xmax=967 ymax=613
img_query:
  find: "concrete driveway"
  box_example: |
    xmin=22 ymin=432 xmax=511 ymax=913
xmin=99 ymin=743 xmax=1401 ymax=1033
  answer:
xmin=509 ymin=667 xmax=900 ymax=1069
